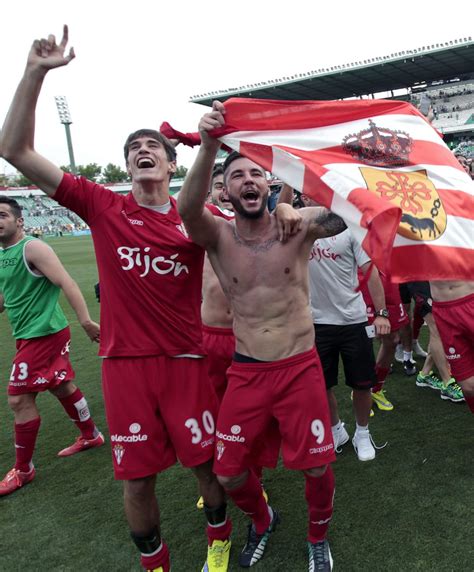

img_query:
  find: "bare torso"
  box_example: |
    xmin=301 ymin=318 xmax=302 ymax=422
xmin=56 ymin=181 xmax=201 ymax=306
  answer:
xmin=430 ymin=280 xmax=474 ymax=302
xmin=201 ymin=255 xmax=233 ymax=328
xmin=208 ymin=216 xmax=315 ymax=361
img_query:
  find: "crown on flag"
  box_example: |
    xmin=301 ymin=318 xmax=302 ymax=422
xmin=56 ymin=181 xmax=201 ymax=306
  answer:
xmin=342 ymin=119 xmax=413 ymax=166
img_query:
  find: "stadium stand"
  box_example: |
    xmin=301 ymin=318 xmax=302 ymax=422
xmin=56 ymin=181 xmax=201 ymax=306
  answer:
xmin=191 ymin=37 xmax=474 ymax=154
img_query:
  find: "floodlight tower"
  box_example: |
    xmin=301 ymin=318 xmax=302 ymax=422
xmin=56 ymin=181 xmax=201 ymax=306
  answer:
xmin=54 ymin=96 xmax=77 ymax=174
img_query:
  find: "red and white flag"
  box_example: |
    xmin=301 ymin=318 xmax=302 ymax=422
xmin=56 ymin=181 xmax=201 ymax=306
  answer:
xmin=211 ymin=98 xmax=473 ymax=282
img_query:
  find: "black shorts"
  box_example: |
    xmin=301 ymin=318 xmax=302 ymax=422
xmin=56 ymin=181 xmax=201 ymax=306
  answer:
xmin=314 ymin=323 xmax=377 ymax=390
xmin=399 ymin=283 xmax=411 ymax=305
xmin=408 ymin=281 xmax=432 ymax=318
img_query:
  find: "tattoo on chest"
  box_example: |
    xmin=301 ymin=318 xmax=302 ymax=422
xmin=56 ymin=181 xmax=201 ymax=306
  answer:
xmin=232 ymin=227 xmax=279 ymax=253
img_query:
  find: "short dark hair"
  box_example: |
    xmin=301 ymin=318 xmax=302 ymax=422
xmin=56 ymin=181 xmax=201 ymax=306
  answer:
xmin=223 ymin=151 xmax=244 ymax=177
xmin=123 ymin=129 xmax=177 ymax=163
xmin=0 ymin=195 xmax=22 ymax=218
xmin=212 ymin=164 xmax=224 ymax=180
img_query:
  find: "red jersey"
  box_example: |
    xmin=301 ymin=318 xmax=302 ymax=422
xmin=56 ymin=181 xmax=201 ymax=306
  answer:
xmin=54 ymin=174 xmax=205 ymax=358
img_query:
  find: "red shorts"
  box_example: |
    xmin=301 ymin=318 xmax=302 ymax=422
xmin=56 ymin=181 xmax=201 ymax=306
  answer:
xmin=202 ymin=325 xmax=235 ymax=403
xmin=102 ymin=355 xmax=219 ymax=480
xmin=214 ymin=348 xmax=335 ymax=476
xmin=366 ymin=302 xmax=410 ymax=332
xmin=432 ymin=294 xmax=474 ymax=382
xmin=8 ymin=327 xmax=74 ymax=395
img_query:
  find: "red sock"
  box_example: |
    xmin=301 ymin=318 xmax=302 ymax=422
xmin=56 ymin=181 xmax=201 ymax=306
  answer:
xmin=58 ymin=388 xmax=96 ymax=439
xmin=372 ymin=365 xmax=390 ymax=394
xmin=140 ymin=542 xmax=170 ymax=572
xmin=413 ymin=304 xmax=424 ymax=340
xmin=207 ymin=517 xmax=232 ymax=545
xmin=14 ymin=417 xmax=41 ymax=472
xmin=225 ymin=470 xmax=271 ymax=534
xmin=465 ymin=395 xmax=474 ymax=414
xmin=305 ymin=466 xmax=335 ymax=543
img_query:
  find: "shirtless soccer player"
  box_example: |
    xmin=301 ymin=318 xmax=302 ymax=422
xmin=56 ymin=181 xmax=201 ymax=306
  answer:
xmin=0 ymin=27 xmax=230 ymax=572
xmin=178 ymin=101 xmax=347 ymax=571
xmin=431 ymin=280 xmax=474 ymax=413
xmin=0 ymin=196 xmax=103 ymax=497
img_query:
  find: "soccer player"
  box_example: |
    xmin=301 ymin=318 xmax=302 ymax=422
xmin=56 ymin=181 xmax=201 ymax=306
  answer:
xmin=407 ymin=283 xmax=464 ymax=403
xmin=207 ymin=164 xmax=233 ymax=211
xmin=0 ymin=196 xmax=103 ymax=497
xmin=430 ymin=280 xmax=474 ymax=411
xmin=178 ymin=101 xmax=347 ymax=571
xmin=279 ymin=187 xmax=390 ymax=460
xmin=0 ymin=27 xmax=229 ymax=572
xmin=360 ymin=273 xmax=410 ymax=410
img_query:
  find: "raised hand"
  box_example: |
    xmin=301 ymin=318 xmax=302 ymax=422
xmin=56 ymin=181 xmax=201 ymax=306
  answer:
xmin=199 ymin=100 xmax=225 ymax=150
xmin=27 ymin=25 xmax=75 ymax=72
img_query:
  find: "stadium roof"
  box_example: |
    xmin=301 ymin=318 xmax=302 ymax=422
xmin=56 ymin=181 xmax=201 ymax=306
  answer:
xmin=191 ymin=38 xmax=474 ymax=106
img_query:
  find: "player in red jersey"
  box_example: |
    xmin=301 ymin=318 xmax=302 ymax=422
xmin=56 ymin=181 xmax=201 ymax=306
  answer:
xmin=431 ymin=280 xmax=474 ymax=412
xmin=0 ymin=27 xmax=229 ymax=572
xmin=0 ymin=196 xmax=103 ymax=497
xmin=178 ymin=101 xmax=347 ymax=571
xmin=360 ymin=272 xmax=409 ymax=410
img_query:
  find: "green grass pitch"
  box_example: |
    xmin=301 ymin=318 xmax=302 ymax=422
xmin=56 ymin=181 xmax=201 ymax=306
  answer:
xmin=0 ymin=235 xmax=472 ymax=571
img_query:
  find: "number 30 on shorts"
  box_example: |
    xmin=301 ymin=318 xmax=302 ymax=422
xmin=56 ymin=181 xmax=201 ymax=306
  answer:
xmin=311 ymin=419 xmax=325 ymax=444
xmin=185 ymin=411 xmax=215 ymax=444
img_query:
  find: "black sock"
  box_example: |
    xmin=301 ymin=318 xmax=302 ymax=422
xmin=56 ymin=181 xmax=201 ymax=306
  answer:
xmin=130 ymin=526 xmax=161 ymax=554
xmin=204 ymin=502 xmax=227 ymax=525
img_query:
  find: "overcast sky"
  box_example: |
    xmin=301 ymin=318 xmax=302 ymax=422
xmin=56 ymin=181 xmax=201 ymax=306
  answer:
xmin=1 ymin=0 xmax=472 ymax=176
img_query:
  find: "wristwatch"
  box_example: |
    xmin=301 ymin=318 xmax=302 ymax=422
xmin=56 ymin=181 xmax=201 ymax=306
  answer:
xmin=374 ymin=308 xmax=390 ymax=318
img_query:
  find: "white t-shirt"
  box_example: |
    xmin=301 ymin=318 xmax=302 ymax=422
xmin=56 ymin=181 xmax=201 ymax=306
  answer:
xmin=309 ymin=229 xmax=370 ymax=325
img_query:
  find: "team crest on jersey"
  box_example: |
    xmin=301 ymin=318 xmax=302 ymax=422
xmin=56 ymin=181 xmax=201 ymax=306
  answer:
xmin=113 ymin=444 xmax=125 ymax=465
xmin=216 ymin=440 xmax=225 ymax=461
xmin=359 ymin=167 xmax=447 ymax=242
xmin=176 ymin=223 xmax=189 ymax=238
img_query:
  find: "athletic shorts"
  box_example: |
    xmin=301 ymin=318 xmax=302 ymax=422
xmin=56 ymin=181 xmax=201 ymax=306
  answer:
xmin=102 ymin=356 xmax=219 ymax=480
xmin=432 ymin=294 xmax=474 ymax=382
xmin=408 ymin=281 xmax=432 ymax=318
xmin=202 ymin=325 xmax=235 ymax=403
xmin=314 ymin=323 xmax=377 ymax=390
xmin=362 ymin=278 xmax=409 ymax=331
xmin=213 ymin=348 xmax=335 ymax=476
xmin=8 ymin=327 xmax=74 ymax=396
xmin=366 ymin=302 xmax=410 ymax=331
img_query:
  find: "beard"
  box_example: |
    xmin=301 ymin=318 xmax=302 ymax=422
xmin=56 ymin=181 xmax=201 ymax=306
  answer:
xmin=228 ymin=195 xmax=268 ymax=219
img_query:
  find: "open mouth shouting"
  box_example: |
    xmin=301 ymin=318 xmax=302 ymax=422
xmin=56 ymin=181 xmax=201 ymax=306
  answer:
xmin=242 ymin=189 xmax=260 ymax=205
xmin=137 ymin=157 xmax=156 ymax=169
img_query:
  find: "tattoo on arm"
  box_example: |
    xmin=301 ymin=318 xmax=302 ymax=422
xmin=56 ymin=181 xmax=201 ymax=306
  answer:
xmin=314 ymin=208 xmax=347 ymax=237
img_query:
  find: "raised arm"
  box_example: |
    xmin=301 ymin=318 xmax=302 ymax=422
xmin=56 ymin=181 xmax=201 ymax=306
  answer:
xmin=0 ymin=25 xmax=75 ymax=196
xmin=177 ymin=101 xmax=226 ymax=249
xmin=25 ymin=240 xmax=100 ymax=342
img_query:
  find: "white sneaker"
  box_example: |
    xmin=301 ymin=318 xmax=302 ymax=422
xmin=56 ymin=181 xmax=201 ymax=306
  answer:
xmin=394 ymin=344 xmax=404 ymax=363
xmin=412 ymin=340 xmax=428 ymax=358
xmin=332 ymin=422 xmax=349 ymax=452
xmin=352 ymin=429 xmax=376 ymax=461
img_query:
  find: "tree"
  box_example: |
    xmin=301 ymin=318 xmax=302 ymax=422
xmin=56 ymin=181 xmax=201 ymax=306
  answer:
xmin=60 ymin=163 xmax=103 ymax=181
xmin=174 ymin=165 xmax=188 ymax=179
xmin=77 ymin=163 xmax=102 ymax=182
xmin=101 ymin=163 xmax=129 ymax=184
